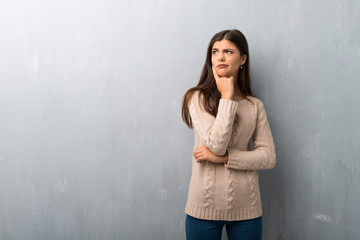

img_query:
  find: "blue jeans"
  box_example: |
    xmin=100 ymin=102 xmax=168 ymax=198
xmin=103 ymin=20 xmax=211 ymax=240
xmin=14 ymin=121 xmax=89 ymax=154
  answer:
xmin=185 ymin=214 xmax=262 ymax=240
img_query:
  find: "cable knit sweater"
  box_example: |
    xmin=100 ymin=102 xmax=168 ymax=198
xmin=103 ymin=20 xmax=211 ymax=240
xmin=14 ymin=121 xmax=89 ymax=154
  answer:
xmin=185 ymin=90 xmax=276 ymax=221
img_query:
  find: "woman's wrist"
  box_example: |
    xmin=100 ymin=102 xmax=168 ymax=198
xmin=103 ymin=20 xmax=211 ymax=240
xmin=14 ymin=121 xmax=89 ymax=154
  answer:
xmin=221 ymin=94 xmax=234 ymax=100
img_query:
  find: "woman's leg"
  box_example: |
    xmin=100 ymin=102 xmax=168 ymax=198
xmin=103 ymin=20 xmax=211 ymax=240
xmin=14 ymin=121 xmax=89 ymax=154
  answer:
xmin=185 ymin=215 xmax=224 ymax=240
xmin=225 ymin=216 xmax=262 ymax=240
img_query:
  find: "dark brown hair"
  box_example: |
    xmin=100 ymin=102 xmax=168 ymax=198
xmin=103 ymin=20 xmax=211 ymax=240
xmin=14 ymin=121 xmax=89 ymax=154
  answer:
xmin=181 ymin=29 xmax=255 ymax=128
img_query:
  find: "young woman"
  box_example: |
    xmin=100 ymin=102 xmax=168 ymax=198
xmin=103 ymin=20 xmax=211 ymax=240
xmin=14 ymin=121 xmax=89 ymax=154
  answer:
xmin=181 ymin=29 xmax=276 ymax=240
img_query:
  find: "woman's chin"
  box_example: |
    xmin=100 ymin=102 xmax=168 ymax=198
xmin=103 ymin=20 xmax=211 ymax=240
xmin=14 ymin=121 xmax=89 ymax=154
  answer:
xmin=216 ymin=72 xmax=231 ymax=78
xmin=216 ymin=69 xmax=237 ymax=78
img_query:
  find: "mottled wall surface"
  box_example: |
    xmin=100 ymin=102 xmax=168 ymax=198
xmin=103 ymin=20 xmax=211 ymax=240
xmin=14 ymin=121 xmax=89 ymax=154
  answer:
xmin=0 ymin=0 xmax=359 ymax=239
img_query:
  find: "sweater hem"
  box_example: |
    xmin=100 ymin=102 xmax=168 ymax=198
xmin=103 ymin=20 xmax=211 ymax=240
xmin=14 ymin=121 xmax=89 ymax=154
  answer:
xmin=185 ymin=204 xmax=262 ymax=221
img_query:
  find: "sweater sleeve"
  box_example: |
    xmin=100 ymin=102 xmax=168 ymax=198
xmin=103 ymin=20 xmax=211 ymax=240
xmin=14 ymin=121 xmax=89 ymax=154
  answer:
xmin=224 ymin=102 xmax=276 ymax=170
xmin=189 ymin=91 xmax=238 ymax=155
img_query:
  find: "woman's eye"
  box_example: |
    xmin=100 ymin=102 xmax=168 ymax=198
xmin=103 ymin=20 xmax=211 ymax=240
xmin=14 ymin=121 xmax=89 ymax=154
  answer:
xmin=225 ymin=50 xmax=233 ymax=54
xmin=212 ymin=50 xmax=218 ymax=55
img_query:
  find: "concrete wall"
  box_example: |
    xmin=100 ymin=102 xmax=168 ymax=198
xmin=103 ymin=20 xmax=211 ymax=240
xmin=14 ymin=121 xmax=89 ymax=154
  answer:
xmin=0 ymin=0 xmax=359 ymax=239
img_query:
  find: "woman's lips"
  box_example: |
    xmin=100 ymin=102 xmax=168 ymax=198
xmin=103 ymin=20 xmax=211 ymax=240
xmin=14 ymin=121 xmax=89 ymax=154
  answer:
xmin=217 ymin=64 xmax=228 ymax=68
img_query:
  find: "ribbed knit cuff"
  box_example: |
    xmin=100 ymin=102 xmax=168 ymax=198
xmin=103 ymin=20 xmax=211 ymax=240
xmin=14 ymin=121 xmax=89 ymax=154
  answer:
xmin=224 ymin=148 xmax=241 ymax=169
xmin=218 ymin=99 xmax=238 ymax=114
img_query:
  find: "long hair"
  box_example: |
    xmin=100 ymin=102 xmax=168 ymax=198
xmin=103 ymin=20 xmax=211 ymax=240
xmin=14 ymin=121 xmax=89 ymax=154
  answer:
xmin=181 ymin=29 xmax=254 ymax=128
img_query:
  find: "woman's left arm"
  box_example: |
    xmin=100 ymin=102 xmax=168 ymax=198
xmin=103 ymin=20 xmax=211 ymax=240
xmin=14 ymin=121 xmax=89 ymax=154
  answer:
xmin=224 ymin=102 xmax=276 ymax=170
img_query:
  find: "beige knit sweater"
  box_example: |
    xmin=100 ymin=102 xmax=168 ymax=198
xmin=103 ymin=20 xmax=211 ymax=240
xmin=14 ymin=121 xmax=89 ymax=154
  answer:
xmin=185 ymin=90 xmax=276 ymax=221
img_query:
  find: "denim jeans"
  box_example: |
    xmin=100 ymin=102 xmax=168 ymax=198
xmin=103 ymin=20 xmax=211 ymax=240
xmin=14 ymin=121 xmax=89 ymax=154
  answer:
xmin=185 ymin=214 xmax=262 ymax=240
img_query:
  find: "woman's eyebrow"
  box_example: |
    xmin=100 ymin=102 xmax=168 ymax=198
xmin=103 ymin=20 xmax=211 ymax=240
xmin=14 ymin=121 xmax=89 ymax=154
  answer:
xmin=212 ymin=48 xmax=236 ymax=51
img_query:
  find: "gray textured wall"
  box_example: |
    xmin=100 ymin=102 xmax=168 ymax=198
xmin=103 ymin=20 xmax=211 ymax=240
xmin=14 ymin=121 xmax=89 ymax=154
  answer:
xmin=0 ymin=0 xmax=359 ymax=239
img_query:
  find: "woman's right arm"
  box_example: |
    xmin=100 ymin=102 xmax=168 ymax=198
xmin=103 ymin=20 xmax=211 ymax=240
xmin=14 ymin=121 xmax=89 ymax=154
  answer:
xmin=188 ymin=91 xmax=238 ymax=155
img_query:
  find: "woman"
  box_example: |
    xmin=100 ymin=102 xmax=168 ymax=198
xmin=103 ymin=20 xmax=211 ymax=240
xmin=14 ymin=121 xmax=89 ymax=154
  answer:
xmin=181 ymin=29 xmax=276 ymax=240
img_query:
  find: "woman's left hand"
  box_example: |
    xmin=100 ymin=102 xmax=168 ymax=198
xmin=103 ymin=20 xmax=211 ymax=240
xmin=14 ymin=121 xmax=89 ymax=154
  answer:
xmin=193 ymin=145 xmax=228 ymax=164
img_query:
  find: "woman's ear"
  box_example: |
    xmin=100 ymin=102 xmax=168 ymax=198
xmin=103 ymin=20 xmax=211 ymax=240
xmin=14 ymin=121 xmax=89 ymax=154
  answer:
xmin=241 ymin=54 xmax=247 ymax=65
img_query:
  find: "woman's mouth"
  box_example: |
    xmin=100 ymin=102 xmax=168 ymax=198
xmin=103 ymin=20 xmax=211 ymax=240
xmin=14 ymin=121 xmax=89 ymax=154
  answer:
xmin=217 ymin=64 xmax=228 ymax=68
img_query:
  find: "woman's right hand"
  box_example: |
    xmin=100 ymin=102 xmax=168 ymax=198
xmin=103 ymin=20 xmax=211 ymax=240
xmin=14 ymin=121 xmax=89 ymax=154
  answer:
xmin=212 ymin=65 xmax=234 ymax=99
xmin=193 ymin=145 xmax=229 ymax=164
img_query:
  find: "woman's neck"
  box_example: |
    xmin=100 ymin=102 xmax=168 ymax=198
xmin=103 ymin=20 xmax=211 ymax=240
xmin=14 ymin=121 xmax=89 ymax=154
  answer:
xmin=233 ymin=82 xmax=244 ymax=100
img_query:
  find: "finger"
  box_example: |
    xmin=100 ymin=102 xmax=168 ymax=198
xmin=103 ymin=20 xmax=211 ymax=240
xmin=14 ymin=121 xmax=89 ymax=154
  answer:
xmin=196 ymin=154 xmax=204 ymax=162
xmin=199 ymin=153 xmax=206 ymax=160
xmin=193 ymin=149 xmax=199 ymax=155
xmin=193 ymin=152 xmax=200 ymax=161
xmin=212 ymin=65 xmax=220 ymax=82
xmin=194 ymin=146 xmax=204 ymax=154
xmin=194 ymin=149 xmax=204 ymax=157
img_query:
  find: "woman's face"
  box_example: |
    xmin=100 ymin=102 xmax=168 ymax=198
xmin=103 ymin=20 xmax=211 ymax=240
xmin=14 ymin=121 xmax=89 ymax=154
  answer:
xmin=211 ymin=39 xmax=246 ymax=78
